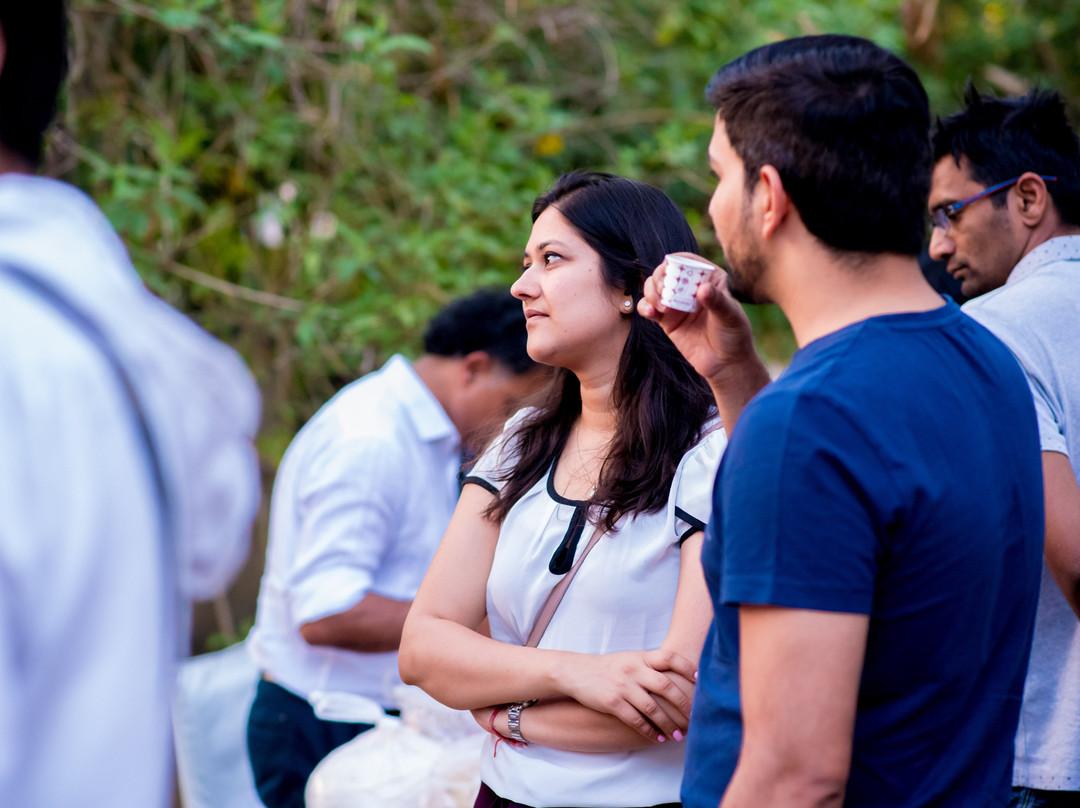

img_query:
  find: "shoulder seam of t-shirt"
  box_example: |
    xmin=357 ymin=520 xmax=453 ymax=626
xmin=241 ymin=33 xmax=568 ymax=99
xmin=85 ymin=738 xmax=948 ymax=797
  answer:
xmin=467 ymin=407 xmax=532 ymax=483
xmin=686 ymin=418 xmax=727 ymax=461
xmin=741 ymin=384 xmax=904 ymax=577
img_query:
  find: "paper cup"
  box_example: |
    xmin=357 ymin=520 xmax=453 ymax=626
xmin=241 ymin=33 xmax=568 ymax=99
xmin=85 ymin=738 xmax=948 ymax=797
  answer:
xmin=660 ymin=254 xmax=716 ymax=312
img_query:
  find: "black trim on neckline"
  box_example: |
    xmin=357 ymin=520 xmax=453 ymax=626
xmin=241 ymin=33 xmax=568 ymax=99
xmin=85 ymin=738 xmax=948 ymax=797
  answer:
xmin=549 ymin=504 xmax=588 ymax=575
xmin=462 ymin=476 xmax=498 ymax=495
xmin=546 ymin=460 xmax=588 ymax=506
xmin=544 ymin=459 xmax=592 ymax=575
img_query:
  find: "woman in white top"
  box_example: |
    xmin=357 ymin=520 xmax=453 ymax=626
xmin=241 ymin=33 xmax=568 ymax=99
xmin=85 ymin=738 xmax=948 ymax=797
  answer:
xmin=400 ymin=171 xmax=725 ymax=808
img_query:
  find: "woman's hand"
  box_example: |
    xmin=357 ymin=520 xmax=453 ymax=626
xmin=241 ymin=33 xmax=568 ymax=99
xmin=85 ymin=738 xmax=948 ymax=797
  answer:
xmin=559 ymin=649 xmax=698 ymax=742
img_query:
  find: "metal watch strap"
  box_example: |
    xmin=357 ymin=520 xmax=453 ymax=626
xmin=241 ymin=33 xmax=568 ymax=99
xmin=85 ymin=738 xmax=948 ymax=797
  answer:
xmin=506 ymin=699 xmax=536 ymax=743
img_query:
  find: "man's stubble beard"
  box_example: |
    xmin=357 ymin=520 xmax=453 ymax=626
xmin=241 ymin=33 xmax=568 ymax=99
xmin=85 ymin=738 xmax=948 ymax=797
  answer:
xmin=722 ymin=201 xmax=771 ymax=305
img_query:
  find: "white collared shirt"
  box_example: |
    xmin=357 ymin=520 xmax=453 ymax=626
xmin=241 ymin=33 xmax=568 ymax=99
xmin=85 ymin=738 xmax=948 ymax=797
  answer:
xmin=248 ymin=355 xmax=461 ymax=705
xmin=0 ymin=175 xmax=261 ymax=807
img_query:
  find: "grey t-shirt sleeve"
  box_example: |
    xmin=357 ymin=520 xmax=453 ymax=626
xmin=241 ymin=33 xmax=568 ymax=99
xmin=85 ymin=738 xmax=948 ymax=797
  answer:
xmin=1024 ymin=372 xmax=1068 ymax=456
xmin=962 ymin=295 xmax=1068 ymax=456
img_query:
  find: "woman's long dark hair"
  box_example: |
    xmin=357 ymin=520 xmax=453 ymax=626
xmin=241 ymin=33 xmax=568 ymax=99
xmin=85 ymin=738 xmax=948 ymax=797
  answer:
xmin=486 ymin=171 xmax=715 ymax=533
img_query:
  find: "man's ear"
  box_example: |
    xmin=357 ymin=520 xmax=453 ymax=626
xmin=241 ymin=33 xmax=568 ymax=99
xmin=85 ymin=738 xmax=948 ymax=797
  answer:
xmin=1014 ymin=172 xmax=1052 ymax=228
xmin=757 ymin=165 xmax=791 ymax=239
xmin=460 ymin=350 xmax=494 ymax=386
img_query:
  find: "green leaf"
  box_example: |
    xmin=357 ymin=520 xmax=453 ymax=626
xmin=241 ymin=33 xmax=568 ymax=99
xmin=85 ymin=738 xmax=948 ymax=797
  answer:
xmin=373 ymin=34 xmax=434 ymax=56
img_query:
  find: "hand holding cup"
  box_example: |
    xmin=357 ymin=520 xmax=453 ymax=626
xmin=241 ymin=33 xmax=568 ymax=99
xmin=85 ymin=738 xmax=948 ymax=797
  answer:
xmin=659 ymin=253 xmax=717 ymax=313
xmin=640 ymin=253 xmax=771 ymax=430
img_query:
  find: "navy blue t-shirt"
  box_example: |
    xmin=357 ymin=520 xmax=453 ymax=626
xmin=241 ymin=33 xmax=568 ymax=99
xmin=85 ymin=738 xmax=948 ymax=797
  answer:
xmin=682 ymin=301 xmax=1044 ymax=807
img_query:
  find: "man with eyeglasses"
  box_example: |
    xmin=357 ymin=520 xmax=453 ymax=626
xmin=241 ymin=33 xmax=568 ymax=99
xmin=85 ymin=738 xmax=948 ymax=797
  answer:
xmin=930 ymin=85 xmax=1080 ymax=808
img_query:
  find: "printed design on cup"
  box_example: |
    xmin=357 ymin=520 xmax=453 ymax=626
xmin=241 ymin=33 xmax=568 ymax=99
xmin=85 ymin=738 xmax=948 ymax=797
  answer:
xmin=660 ymin=254 xmax=716 ymax=312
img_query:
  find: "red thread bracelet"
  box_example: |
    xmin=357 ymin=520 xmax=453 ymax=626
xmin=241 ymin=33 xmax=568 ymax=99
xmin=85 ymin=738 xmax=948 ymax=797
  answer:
xmin=487 ymin=706 xmax=525 ymax=757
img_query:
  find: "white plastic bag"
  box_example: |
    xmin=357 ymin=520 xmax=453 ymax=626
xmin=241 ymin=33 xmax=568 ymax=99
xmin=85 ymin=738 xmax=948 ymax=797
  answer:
xmin=305 ymin=685 xmax=485 ymax=808
xmin=171 ymin=643 xmax=263 ymax=808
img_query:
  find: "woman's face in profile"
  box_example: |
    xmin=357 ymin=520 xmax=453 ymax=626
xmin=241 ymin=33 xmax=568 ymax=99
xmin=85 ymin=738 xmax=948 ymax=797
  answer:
xmin=512 ymin=205 xmax=631 ymax=374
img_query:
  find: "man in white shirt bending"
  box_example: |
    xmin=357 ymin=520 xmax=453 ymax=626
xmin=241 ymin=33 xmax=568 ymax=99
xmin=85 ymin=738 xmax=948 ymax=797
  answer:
xmin=0 ymin=4 xmax=262 ymax=807
xmin=246 ymin=290 xmax=543 ymax=808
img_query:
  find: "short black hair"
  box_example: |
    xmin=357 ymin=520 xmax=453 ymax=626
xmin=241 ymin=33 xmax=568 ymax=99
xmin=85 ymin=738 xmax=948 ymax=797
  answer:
xmin=706 ymin=34 xmax=931 ymax=257
xmin=423 ymin=289 xmax=535 ymax=375
xmin=931 ymin=84 xmax=1080 ymax=227
xmin=0 ymin=2 xmax=69 ymax=167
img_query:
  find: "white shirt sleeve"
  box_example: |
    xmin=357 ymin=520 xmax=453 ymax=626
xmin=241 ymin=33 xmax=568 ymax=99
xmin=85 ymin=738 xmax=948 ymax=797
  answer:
xmin=671 ymin=423 xmax=727 ymax=543
xmin=285 ymin=434 xmax=408 ymax=627
xmin=465 ymin=407 xmax=534 ymax=492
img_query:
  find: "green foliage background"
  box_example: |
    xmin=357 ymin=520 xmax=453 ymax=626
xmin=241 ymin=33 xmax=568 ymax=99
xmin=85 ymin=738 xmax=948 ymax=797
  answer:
xmin=52 ymin=0 xmax=1080 ymax=641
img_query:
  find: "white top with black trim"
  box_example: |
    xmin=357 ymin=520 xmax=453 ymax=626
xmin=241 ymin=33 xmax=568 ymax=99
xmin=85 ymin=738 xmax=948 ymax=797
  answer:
xmin=248 ymin=354 xmax=461 ymax=706
xmin=464 ymin=409 xmax=726 ymax=808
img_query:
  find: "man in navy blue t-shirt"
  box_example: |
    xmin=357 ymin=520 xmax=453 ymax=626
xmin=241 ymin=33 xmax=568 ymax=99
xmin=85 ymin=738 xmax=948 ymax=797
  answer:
xmin=640 ymin=36 xmax=1044 ymax=807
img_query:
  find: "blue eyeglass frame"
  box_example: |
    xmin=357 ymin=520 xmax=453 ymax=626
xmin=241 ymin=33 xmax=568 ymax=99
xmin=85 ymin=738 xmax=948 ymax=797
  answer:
xmin=931 ymin=174 xmax=1058 ymax=231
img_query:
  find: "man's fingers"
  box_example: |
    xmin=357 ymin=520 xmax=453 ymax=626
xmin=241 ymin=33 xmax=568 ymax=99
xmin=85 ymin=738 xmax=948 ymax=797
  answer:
xmin=640 ymin=300 xmax=692 ymax=331
xmin=640 ymin=266 xmax=667 ymax=320
xmin=639 ymin=273 xmax=663 ymax=320
xmin=698 ymin=270 xmax=741 ymax=318
xmin=653 ymin=258 xmax=669 ymax=291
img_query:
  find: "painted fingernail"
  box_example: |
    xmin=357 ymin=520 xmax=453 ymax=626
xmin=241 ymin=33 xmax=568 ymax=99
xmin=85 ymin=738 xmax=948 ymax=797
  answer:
xmin=657 ymin=735 xmax=666 ymax=743
xmin=673 ymin=730 xmax=684 ymax=741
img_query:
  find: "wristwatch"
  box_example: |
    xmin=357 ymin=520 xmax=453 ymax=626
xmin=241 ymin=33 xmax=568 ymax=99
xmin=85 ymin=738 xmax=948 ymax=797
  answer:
xmin=506 ymin=699 xmax=537 ymax=744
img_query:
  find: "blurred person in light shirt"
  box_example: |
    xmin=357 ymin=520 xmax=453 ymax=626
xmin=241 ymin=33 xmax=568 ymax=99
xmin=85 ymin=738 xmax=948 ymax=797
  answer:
xmin=0 ymin=3 xmax=262 ymax=806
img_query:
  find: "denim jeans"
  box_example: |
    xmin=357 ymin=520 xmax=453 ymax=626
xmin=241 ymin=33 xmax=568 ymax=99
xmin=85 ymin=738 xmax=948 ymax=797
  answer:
xmin=246 ymin=678 xmax=374 ymax=808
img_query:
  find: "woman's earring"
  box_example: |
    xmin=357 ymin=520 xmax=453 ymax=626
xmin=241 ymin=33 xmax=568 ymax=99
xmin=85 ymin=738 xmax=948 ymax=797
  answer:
xmin=623 ymin=299 xmax=633 ymax=313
